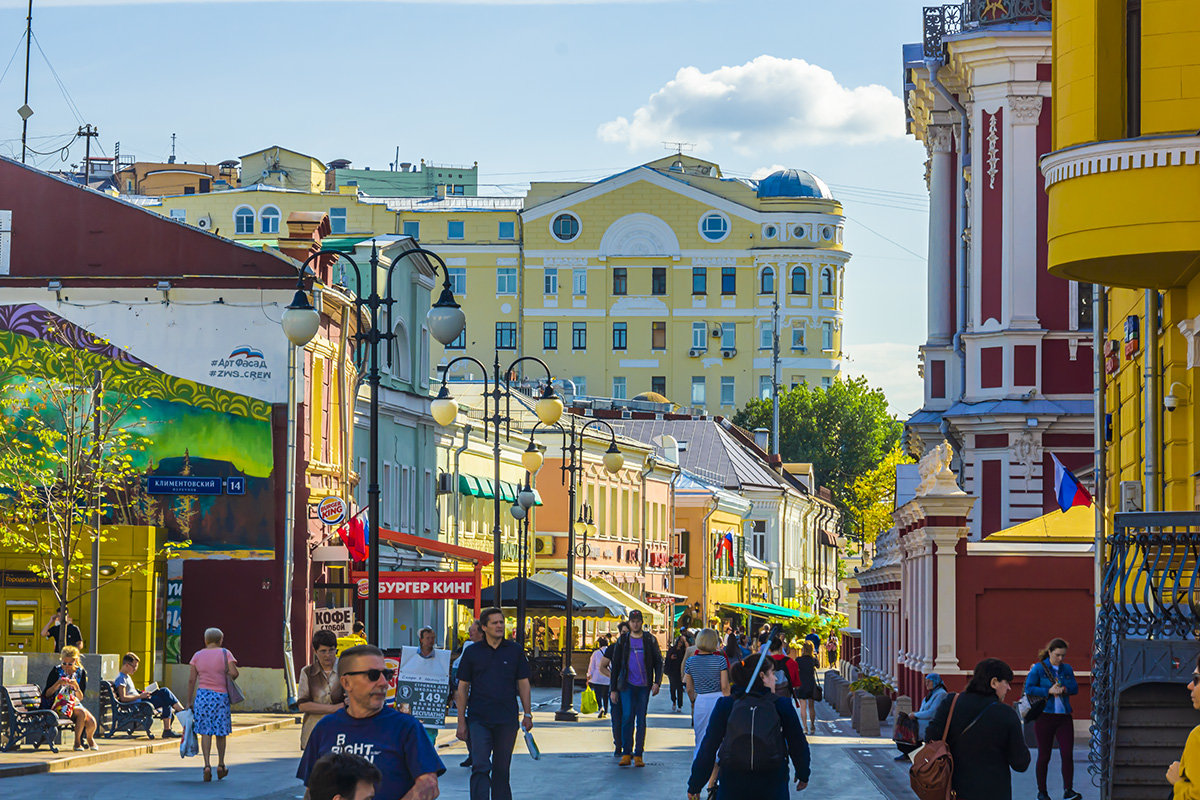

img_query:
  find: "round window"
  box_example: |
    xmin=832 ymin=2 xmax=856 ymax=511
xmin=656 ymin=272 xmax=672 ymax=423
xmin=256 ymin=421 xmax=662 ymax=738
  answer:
xmin=764 ymin=224 xmax=778 ymax=239
xmin=820 ymin=225 xmax=834 ymax=241
xmin=552 ymin=213 xmax=580 ymax=242
xmin=793 ymin=225 xmax=806 ymax=239
xmin=700 ymin=213 xmax=729 ymax=242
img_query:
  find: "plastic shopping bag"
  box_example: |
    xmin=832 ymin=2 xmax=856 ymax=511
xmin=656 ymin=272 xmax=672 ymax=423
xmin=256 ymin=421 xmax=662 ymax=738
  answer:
xmin=176 ymin=708 xmax=199 ymax=758
xmin=580 ymin=687 xmax=598 ymax=715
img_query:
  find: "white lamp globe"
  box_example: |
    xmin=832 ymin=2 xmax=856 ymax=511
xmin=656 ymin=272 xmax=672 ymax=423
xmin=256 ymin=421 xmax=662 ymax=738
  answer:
xmin=427 ymin=287 xmax=466 ymax=346
xmin=509 ymin=504 xmax=527 ymax=521
xmin=281 ymin=290 xmax=320 ymax=347
xmin=430 ymin=385 xmax=459 ymax=427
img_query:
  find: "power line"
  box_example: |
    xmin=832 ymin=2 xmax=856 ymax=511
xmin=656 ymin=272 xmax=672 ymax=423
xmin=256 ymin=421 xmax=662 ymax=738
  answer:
xmin=0 ymin=31 xmax=24 ymax=90
xmin=845 ymin=214 xmax=926 ymax=261
xmin=31 ymin=31 xmax=84 ymax=124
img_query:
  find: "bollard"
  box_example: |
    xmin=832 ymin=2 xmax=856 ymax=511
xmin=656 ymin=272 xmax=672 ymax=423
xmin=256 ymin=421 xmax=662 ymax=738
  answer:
xmin=895 ymin=695 xmax=913 ymax=717
xmin=857 ymin=691 xmax=881 ymax=736
xmin=850 ymin=688 xmax=862 ymax=731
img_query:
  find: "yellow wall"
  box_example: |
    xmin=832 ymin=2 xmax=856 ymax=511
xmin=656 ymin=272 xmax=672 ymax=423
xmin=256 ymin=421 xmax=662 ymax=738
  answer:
xmin=1141 ymin=0 xmax=1200 ymax=134
xmin=241 ymin=147 xmax=326 ymax=193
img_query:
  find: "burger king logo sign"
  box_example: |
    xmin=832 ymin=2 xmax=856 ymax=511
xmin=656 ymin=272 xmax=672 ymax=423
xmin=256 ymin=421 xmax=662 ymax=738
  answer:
xmin=317 ymin=496 xmax=347 ymax=526
xmin=356 ymin=577 xmax=370 ymax=599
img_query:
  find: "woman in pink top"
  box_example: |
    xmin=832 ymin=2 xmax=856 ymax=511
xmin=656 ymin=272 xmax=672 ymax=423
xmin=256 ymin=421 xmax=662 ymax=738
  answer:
xmin=187 ymin=627 xmax=239 ymax=782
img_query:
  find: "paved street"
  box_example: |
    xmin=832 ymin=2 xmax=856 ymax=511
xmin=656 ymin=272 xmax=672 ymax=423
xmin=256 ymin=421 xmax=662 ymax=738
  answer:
xmin=0 ymin=687 xmax=1101 ymax=800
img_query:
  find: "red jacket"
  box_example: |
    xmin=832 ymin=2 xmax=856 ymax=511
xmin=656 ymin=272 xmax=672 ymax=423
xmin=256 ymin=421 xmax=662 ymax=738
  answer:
xmin=768 ymin=653 xmax=801 ymax=690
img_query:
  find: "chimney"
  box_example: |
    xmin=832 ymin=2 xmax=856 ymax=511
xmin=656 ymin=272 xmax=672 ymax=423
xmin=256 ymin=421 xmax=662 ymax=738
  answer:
xmin=753 ymin=428 xmax=770 ymax=452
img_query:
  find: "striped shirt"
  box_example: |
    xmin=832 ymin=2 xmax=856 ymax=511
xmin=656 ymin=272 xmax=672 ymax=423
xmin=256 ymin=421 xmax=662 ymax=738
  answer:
xmin=684 ymin=652 xmax=727 ymax=695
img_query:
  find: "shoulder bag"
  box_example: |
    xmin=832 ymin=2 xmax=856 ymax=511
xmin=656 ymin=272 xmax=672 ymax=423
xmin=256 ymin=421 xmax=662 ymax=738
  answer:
xmin=910 ymin=692 xmax=959 ymax=800
xmin=224 ymin=648 xmax=245 ymax=706
xmin=1016 ymin=662 xmax=1050 ymax=724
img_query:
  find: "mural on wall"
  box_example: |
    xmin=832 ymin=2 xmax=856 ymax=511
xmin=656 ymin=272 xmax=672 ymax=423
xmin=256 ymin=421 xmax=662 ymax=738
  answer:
xmin=0 ymin=304 xmax=276 ymax=551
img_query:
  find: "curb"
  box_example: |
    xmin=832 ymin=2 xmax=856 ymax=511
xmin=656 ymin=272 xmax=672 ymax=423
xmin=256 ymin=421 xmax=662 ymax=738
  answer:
xmin=0 ymin=716 xmax=300 ymax=778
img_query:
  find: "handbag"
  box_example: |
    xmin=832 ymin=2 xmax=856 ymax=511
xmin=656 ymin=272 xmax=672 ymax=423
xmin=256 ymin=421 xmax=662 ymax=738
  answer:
xmin=580 ymin=686 xmax=598 ymax=715
xmin=894 ymin=712 xmax=920 ymax=745
xmin=1017 ymin=663 xmax=1050 ymax=724
xmin=51 ymin=685 xmax=77 ymax=718
xmin=910 ymin=693 xmax=959 ymax=800
xmin=814 ymin=683 xmax=823 ymax=702
xmin=223 ymin=649 xmax=245 ymax=706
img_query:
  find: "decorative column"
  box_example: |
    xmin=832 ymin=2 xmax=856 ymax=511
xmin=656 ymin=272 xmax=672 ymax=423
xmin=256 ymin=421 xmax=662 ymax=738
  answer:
xmin=1005 ymin=95 xmax=1045 ymax=329
xmin=926 ymin=125 xmax=956 ymax=345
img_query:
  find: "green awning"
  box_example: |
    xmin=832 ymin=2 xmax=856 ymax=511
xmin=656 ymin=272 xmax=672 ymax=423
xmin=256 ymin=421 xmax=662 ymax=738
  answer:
xmin=319 ymin=236 xmax=371 ymax=253
xmin=498 ymin=482 xmax=516 ymax=502
xmin=477 ymin=479 xmax=495 ymax=499
xmin=532 ymin=489 xmax=543 ymax=507
xmin=459 ymin=475 xmax=484 ymax=497
xmin=722 ymin=602 xmax=804 ymax=620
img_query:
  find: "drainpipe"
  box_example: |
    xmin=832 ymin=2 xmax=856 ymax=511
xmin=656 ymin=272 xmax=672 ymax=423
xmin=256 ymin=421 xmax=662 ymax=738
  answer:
xmin=700 ymin=498 xmax=718 ymax=624
xmin=282 ymin=342 xmax=301 ymax=709
xmin=450 ymin=424 xmax=472 ymax=657
xmin=1144 ymin=290 xmax=1159 ymax=511
xmin=1093 ymin=284 xmax=1107 ymax=609
xmin=669 ymin=470 xmax=679 ymax=596
xmin=926 ymin=58 xmax=970 ymax=462
xmin=639 ymin=456 xmax=656 ymax=582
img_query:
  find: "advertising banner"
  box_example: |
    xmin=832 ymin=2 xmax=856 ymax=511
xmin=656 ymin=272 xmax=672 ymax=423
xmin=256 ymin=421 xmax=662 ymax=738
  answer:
xmin=313 ymin=606 xmax=355 ymax=637
xmin=353 ymin=571 xmax=477 ymax=600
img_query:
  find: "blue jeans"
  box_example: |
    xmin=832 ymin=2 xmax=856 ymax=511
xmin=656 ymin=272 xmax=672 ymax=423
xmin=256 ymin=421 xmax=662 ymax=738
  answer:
xmin=467 ymin=720 xmax=519 ymax=800
xmin=619 ymin=684 xmax=651 ymax=756
xmin=147 ymin=688 xmax=181 ymax=720
xmin=609 ymin=689 xmax=622 ymax=749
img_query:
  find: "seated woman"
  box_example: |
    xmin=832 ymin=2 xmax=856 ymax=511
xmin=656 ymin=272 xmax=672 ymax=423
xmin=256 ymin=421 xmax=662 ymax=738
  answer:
xmin=42 ymin=645 xmax=98 ymax=751
xmin=113 ymin=651 xmax=185 ymax=737
xmin=895 ymin=672 xmax=948 ymax=760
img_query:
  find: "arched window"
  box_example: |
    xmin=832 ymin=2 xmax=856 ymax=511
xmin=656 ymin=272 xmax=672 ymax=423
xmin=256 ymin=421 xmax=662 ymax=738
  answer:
xmin=260 ymin=206 xmax=281 ymax=234
xmin=820 ymin=267 xmax=834 ymax=296
xmin=392 ymin=322 xmax=411 ymax=383
xmin=234 ymin=205 xmax=254 ymax=235
xmin=760 ymin=266 xmax=775 ymax=295
xmin=790 ymin=266 xmax=807 ymax=294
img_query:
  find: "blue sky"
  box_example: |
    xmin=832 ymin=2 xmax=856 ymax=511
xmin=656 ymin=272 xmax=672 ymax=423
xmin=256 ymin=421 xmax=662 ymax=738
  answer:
xmin=0 ymin=0 xmax=933 ymax=415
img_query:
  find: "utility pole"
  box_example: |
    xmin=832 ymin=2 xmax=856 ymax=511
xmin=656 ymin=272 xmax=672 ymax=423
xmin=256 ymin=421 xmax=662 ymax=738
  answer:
xmin=771 ymin=287 xmax=781 ymax=456
xmin=91 ymin=369 xmax=102 ymax=653
xmin=169 ymin=133 xmax=176 ymax=164
xmin=77 ymin=124 xmax=99 ymax=186
xmin=19 ymin=0 xmax=33 ymax=163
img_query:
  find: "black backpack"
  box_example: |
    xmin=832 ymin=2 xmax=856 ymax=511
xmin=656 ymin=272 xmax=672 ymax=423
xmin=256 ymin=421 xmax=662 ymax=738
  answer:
xmin=719 ymin=691 xmax=786 ymax=772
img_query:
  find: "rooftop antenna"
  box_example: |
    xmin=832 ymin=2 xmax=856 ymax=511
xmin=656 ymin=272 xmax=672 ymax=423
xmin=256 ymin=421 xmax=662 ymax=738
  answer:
xmin=662 ymin=141 xmax=695 ymax=155
xmin=18 ymin=0 xmax=33 ymax=163
xmin=394 ymin=145 xmax=399 ymax=172
xmin=169 ymin=132 xmax=176 ymax=164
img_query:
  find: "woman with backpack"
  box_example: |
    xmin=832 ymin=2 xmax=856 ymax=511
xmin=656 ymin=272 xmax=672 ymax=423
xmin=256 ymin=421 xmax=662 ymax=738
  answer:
xmin=794 ymin=642 xmax=819 ymax=735
xmin=1024 ymin=638 xmax=1081 ymax=800
xmin=923 ymin=658 xmax=1031 ymax=800
xmin=765 ymin=636 xmax=801 ymax=701
xmin=686 ymin=628 xmax=731 ymax=797
xmin=688 ymin=655 xmax=809 ymax=800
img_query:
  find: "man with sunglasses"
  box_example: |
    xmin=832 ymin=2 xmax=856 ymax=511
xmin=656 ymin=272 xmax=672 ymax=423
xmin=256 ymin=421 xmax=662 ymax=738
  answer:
xmin=455 ymin=607 xmax=532 ymax=800
xmin=298 ymin=645 xmax=444 ymax=800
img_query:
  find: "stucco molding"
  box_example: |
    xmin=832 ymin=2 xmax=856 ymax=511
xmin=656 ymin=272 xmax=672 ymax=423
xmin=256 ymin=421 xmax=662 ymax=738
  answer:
xmin=1007 ymin=96 xmax=1043 ymax=125
xmin=1177 ymin=315 xmax=1200 ymax=369
xmin=927 ymin=125 xmax=954 ymax=155
xmin=1041 ymin=134 xmax=1200 ymax=188
xmin=597 ymin=213 xmax=682 ymax=259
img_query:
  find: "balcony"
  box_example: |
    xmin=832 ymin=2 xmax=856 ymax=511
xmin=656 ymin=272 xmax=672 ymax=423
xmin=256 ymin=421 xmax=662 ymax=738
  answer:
xmin=1043 ymin=135 xmax=1200 ymax=289
xmin=923 ymin=0 xmax=1051 ymax=58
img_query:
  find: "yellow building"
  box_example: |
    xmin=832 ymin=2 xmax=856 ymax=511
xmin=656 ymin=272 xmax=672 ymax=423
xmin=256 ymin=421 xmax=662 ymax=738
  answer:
xmin=1043 ymin=0 xmax=1200 ymax=512
xmin=241 ymin=145 xmax=327 ymax=193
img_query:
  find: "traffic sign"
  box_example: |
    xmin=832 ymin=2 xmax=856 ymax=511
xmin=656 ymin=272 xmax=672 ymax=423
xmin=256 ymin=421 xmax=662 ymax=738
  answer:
xmin=146 ymin=476 xmax=222 ymax=496
xmin=226 ymin=477 xmax=246 ymax=495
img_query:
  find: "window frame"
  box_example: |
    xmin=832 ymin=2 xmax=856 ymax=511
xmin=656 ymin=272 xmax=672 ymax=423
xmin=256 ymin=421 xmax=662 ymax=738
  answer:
xmin=720 ymin=375 xmax=736 ymax=406
xmin=234 ymin=205 xmax=255 ymax=234
xmin=446 ymin=327 xmax=466 ymax=350
xmin=692 ymin=266 xmax=707 ymax=295
xmin=691 ymin=376 xmax=706 ymax=406
xmin=543 ymin=322 xmax=558 ymax=351
xmin=721 ymin=323 xmax=735 ymax=350
xmin=447 ymin=220 xmax=465 ymax=240
xmin=698 ymin=211 xmax=730 ymax=243
xmin=791 ymin=327 xmax=806 ymax=351
xmin=613 ymin=267 xmax=628 ymax=296
xmin=760 ymin=266 xmax=775 ymax=295
xmin=612 ymin=376 xmax=627 ymax=400
xmin=329 ymin=207 xmax=348 ymax=234
xmin=612 ymin=322 xmax=628 ymax=351
xmin=259 ymin=205 xmax=281 ymax=234
xmin=692 ymin=322 xmax=707 ymax=350
xmin=651 ymin=321 xmax=667 ymax=351
xmin=402 ymin=220 xmax=420 ymax=239
xmin=544 ymin=267 xmax=558 ymax=296
xmin=496 ymin=267 xmax=518 ymax=295
xmin=651 ymin=376 xmax=667 ymax=396
xmin=550 ymin=212 xmax=581 ymax=243
xmin=572 ymin=322 xmax=587 ymax=351
xmin=822 ymin=320 xmax=834 ymax=351
xmin=790 ymin=265 xmax=807 ymax=294
xmin=448 ymin=267 xmax=466 ymax=296
xmin=721 ymin=266 xmax=737 ymax=295
xmin=651 ymin=267 xmax=667 ymax=295
xmin=497 ymin=220 xmax=515 ymax=240
xmin=495 ymin=321 xmax=517 ymax=350
xmin=820 ymin=267 xmax=834 ymax=296
xmin=572 ymin=267 xmax=587 ymax=296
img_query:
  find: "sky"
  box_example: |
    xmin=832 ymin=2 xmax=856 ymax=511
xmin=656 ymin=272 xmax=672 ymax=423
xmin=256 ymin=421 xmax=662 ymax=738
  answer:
xmin=0 ymin=0 xmax=934 ymax=416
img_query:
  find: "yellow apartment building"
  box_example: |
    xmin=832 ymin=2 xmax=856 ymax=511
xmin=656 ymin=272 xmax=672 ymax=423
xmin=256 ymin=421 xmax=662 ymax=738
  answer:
xmin=1043 ymin=0 xmax=1200 ymax=513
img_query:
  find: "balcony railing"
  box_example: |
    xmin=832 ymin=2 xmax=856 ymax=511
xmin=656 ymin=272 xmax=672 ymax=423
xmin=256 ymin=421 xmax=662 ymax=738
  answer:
xmin=923 ymin=0 xmax=1052 ymax=58
xmin=1092 ymin=511 xmax=1200 ymax=794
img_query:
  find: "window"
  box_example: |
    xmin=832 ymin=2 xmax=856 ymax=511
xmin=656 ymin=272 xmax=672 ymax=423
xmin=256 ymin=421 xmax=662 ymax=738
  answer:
xmin=721 ymin=266 xmax=736 ymax=295
xmin=821 ymin=376 xmax=833 ymax=388
xmin=572 ymin=322 xmax=587 ymax=350
xmin=393 ymin=323 xmax=412 ymax=382
xmin=496 ymin=322 xmax=516 ymax=350
xmin=651 ymin=376 xmax=666 ymax=395
xmin=651 ymin=321 xmax=666 ymax=350
xmin=752 ymin=520 xmax=766 ymax=560
xmin=760 ymin=376 xmax=773 ymax=400
xmin=692 ymin=322 xmax=707 ymax=350
xmin=260 ymin=206 xmax=281 ymax=234
xmin=446 ymin=326 xmax=466 ymax=350
xmin=613 ymin=268 xmax=627 ymax=295
xmin=760 ymin=324 xmax=773 ymax=351
xmin=721 ymin=323 xmax=735 ymax=350
xmin=791 ymin=328 xmax=806 ymax=350
xmin=720 ymin=376 xmax=735 ymax=406
xmin=573 ymin=376 xmax=587 ymax=396
xmin=1077 ymin=282 xmax=1094 ymax=330
xmin=573 ymin=268 xmax=587 ymax=295
xmin=612 ymin=377 xmax=627 ymax=400
xmin=820 ymin=267 xmax=833 ymax=296
xmin=497 ymin=267 xmax=517 ymax=295
xmin=652 ymin=267 xmax=667 ymax=295
xmin=169 ymin=208 xmax=186 ymax=222
xmin=613 ymin=322 xmax=627 ymax=351
xmin=760 ymin=266 xmax=775 ymax=294
xmin=498 ymin=221 xmax=515 ymax=240
xmin=700 ymin=212 xmax=729 ymax=242
xmin=822 ymin=321 xmax=834 ymax=350
xmin=790 ymin=266 xmax=807 ymax=294
xmin=552 ymin=213 xmax=580 ymax=242
xmin=447 ymin=220 xmax=464 ymax=240
xmin=330 ymin=208 xmax=347 ymax=234
xmin=234 ymin=206 xmax=255 ymax=234
xmin=543 ymin=322 xmax=558 ymax=350
xmin=451 ymin=185 xmax=465 ymax=196
xmin=448 ymin=267 xmax=466 ymax=296
xmin=692 ymin=267 xmax=707 ymax=294
xmin=403 ymin=220 xmax=420 ymax=239
xmin=691 ymin=376 xmax=706 ymax=406
xmin=544 ymin=268 xmax=558 ymax=295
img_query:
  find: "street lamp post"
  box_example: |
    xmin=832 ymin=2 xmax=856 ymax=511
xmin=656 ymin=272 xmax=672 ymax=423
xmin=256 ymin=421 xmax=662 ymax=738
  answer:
xmin=281 ymin=241 xmax=466 ymax=646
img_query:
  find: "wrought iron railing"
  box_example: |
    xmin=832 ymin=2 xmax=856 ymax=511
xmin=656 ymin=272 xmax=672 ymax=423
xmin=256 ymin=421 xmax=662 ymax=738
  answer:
xmin=923 ymin=0 xmax=1052 ymax=58
xmin=1092 ymin=511 xmax=1200 ymax=796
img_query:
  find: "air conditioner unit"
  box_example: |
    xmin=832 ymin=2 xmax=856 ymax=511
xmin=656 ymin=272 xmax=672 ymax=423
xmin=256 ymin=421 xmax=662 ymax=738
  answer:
xmin=1119 ymin=480 xmax=1143 ymax=512
xmin=721 ymin=348 xmax=736 ymax=358
xmin=688 ymin=347 xmax=706 ymax=358
xmin=710 ymin=325 xmax=723 ymax=339
xmin=533 ymin=535 xmax=554 ymax=555
xmin=620 ymin=409 xmax=632 ymax=419
xmin=196 ymin=215 xmax=213 ymax=230
xmin=436 ymin=473 xmax=454 ymax=495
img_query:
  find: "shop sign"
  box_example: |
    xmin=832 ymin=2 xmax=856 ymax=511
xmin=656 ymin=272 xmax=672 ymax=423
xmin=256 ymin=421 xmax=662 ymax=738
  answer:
xmin=1124 ymin=315 xmax=1140 ymax=359
xmin=317 ymin=496 xmax=347 ymax=526
xmin=353 ymin=571 xmax=477 ymax=600
xmin=0 ymin=570 xmax=52 ymax=588
xmin=314 ymin=606 xmax=355 ymax=636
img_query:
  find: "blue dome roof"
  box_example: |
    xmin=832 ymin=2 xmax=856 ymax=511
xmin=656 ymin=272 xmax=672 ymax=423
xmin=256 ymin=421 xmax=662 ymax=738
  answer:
xmin=756 ymin=169 xmax=833 ymax=200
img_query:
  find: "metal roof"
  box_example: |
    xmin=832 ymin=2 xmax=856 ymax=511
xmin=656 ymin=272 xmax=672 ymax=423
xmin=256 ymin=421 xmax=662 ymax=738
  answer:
xmin=613 ymin=418 xmax=785 ymax=491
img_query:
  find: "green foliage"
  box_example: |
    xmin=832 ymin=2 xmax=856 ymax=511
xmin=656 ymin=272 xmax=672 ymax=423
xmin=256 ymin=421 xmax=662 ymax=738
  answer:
xmin=732 ymin=376 xmax=902 ymax=536
xmin=849 ymin=675 xmax=895 ymax=696
xmin=847 ymin=444 xmax=913 ymax=542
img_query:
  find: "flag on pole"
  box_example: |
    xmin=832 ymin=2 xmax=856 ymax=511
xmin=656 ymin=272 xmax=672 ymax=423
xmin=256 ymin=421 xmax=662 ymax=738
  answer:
xmin=337 ymin=511 xmax=370 ymax=562
xmin=1052 ymin=454 xmax=1093 ymax=513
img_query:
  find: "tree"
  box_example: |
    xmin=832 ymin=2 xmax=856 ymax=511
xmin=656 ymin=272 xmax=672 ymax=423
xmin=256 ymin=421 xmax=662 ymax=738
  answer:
xmin=0 ymin=325 xmax=180 ymax=647
xmin=847 ymin=444 xmax=913 ymax=543
xmin=732 ymin=376 xmax=902 ymax=536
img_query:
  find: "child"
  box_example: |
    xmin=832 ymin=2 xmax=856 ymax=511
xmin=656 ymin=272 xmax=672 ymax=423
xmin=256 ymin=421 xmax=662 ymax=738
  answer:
xmin=306 ymin=752 xmax=382 ymax=800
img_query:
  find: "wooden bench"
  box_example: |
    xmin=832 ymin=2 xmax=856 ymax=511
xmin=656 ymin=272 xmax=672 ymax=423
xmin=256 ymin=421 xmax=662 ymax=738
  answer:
xmin=99 ymin=681 xmax=155 ymax=739
xmin=0 ymin=683 xmax=72 ymax=753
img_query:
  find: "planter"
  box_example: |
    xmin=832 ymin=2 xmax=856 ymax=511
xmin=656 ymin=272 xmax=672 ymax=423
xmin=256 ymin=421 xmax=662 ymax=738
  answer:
xmin=874 ymin=694 xmax=893 ymax=721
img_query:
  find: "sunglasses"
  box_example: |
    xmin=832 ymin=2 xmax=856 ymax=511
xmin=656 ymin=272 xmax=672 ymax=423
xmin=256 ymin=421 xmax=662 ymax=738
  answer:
xmin=342 ymin=668 xmax=395 ymax=682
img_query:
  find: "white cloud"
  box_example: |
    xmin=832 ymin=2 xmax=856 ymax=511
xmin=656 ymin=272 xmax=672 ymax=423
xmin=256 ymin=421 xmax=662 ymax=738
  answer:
xmin=750 ymin=164 xmax=788 ymax=180
xmin=842 ymin=342 xmax=923 ymax=418
xmin=599 ymin=56 xmax=905 ymax=153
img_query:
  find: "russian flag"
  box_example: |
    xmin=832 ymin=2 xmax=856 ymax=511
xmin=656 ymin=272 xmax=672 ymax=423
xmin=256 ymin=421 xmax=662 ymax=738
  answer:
xmin=1052 ymin=454 xmax=1093 ymax=513
xmin=722 ymin=532 xmax=735 ymax=569
xmin=337 ymin=511 xmax=370 ymax=562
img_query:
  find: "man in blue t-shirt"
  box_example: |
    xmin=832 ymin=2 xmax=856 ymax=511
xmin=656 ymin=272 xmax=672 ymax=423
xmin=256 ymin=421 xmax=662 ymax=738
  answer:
xmin=298 ymin=645 xmax=445 ymax=800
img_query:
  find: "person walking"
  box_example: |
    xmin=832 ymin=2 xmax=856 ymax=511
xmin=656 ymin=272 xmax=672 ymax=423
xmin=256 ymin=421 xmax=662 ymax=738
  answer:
xmin=893 ymin=672 xmax=948 ymax=761
xmin=41 ymin=645 xmax=97 ymax=751
xmin=298 ymin=644 xmax=444 ymax=800
xmin=665 ymin=635 xmax=688 ymax=713
xmin=1025 ymin=638 xmax=1081 ymax=800
xmin=454 ymin=607 xmax=533 ymax=800
xmin=824 ymin=634 xmax=838 ymax=670
xmin=926 ymin=658 xmax=1031 ymax=800
xmin=187 ymin=627 xmax=239 ymax=782
xmin=765 ymin=636 xmax=801 ymax=704
xmin=41 ymin=611 xmax=83 ymax=653
xmin=601 ymin=609 xmax=664 ymax=767
xmin=793 ymin=641 xmax=819 ymax=735
xmin=587 ymin=635 xmax=612 ymax=719
xmin=453 ymin=620 xmax=483 ymax=768
xmin=1167 ymin=654 xmax=1200 ymax=798
xmin=601 ymin=621 xmax=631 ymax=756
xmin=687 ymin=655 xmax=810 ymax=800
xmin=298 ymin=629 xmax=345 ymax=750
xmin=113 ymin=652 xmax=185 ymax=738
xmin=685 ymin=628 xmax=731 ymax=797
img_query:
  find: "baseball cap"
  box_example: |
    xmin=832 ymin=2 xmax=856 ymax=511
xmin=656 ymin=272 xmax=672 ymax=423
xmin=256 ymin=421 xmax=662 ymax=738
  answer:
xmin=628 ymin=610 xmax=643 ymax=620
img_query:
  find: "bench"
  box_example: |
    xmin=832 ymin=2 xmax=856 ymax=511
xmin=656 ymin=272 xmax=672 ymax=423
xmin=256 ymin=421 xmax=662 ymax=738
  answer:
xmin=99 ymin=681 xmax=155 ymax=740
xmin=0 ymin=683 xmax=72 ymax=752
